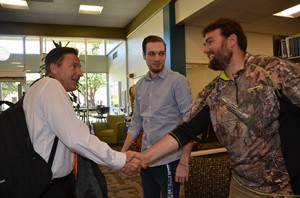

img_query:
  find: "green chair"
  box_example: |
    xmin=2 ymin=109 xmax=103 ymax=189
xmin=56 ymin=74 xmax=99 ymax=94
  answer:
xmin=93 ymin=114 xmax=126 ymax=144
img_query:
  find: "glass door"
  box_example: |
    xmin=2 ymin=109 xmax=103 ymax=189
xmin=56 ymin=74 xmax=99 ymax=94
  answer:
xmin=0 ymin=79 xmax=25 ymax=113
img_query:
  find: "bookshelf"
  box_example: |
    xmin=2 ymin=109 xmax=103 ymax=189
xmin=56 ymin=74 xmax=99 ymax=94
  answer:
xmin=277 ymin=34 xmax=300 ymax=63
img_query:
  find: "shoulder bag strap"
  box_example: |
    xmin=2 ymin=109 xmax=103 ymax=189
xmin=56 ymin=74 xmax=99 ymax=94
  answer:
xmin=47 ymin=136 xmax=59 ymax=167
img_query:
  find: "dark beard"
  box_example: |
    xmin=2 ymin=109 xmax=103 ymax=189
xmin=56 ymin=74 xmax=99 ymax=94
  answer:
xmin=208 ymin=43 xmax=232 ymax=71
xmin=149 ymin=65 xmax=164 ymax=74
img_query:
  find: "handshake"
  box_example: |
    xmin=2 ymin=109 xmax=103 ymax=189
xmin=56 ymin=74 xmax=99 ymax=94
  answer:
xmin=121 ymin=151 xmax=148 ymax=176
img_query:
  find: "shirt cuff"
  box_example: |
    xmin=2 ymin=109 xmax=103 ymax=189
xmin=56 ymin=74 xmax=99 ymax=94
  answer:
xmin=113 ymin=151 xmax=127 ymax=169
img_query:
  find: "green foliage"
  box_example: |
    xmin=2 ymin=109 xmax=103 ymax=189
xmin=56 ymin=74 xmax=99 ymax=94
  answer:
xmin=52 ymin=40 xmax=70 ymax=48
xmin=78 ymin=73 xmax=106 ymax=106
xmin=39 ymin=40 xmax=70 ymax=75
xmin=1 ymin=82 xmax=18 ymax=99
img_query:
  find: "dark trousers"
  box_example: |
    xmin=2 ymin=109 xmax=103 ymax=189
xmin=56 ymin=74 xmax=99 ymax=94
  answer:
xmin=42 ymin=172 xmax=76 ymax=198
xmin=141 ymin=160 xmax=180 ymax=198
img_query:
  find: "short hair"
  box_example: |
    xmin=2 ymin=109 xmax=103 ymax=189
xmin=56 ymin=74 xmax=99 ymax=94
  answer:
xmin=44 ymin=47 xmax=79 ymax=76
xmin=202 ymin=18 xmax=247 ymax=52
xmin=142 ymin=35 xmax=166 ymax=54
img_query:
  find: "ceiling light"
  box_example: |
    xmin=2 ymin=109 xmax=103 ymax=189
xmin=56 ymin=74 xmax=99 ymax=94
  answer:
xmin=0 ymin=46 xmax=10 ymax=61
xmin=0 ymin=0 xmax=29 ymax=10
xmin=273 ymin=4 xmax=300 ymax=18
xmin=79 ymin=5 xmax=103 ymax=15
xmin=11 ymin=62 xmax=22 ymax=64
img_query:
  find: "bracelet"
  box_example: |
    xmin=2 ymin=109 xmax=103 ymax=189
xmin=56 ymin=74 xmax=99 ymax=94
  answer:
xmin=179 ymin=162 xmax=189 ymax=167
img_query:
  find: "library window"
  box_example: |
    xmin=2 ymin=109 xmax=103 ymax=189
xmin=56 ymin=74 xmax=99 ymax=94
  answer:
xmin=0 ymin=35 xmax=123 ymax=121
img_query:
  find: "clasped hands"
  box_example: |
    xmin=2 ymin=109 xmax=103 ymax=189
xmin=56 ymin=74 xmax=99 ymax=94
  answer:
xmin=121 ymin=151 xmax=147 ymax=176
xmin=121 ymin=151 xmax=190 ymax=184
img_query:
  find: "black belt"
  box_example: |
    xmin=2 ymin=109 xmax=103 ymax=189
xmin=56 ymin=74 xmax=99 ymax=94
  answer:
xmin=51 ymin=171 xmax=74 ymax=185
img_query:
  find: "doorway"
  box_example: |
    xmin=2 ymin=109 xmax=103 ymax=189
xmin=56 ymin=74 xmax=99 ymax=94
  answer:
xmin=0 ymin=78 xmax=25 ymax=113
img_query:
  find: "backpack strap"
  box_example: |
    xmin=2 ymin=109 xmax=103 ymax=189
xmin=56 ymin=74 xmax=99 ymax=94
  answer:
xmin=28 ymin=77 xmax=59 ymax=168
xmin=48 ymin=136 xmax=59 ymax=167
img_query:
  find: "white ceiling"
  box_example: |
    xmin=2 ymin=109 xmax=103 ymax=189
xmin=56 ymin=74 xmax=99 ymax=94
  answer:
xmin=0 ymin=0 xmax=300 ymax=36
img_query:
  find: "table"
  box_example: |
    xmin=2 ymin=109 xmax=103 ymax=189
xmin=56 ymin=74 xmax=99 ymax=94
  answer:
xmin=78 ymin=106 xmax=97 ymax=123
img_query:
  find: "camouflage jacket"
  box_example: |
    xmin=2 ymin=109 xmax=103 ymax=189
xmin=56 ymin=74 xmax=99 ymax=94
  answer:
xmin=172 ymin=53 xmax=300 ymax=195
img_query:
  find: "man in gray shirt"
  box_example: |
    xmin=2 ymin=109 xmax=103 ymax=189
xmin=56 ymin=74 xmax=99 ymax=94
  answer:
xmin=121 ymin=35 xmax=193 ymax=198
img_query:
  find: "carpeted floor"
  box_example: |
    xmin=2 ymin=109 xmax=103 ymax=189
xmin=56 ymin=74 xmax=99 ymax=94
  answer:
xmin=99 ymin=143 xmax=185 ymax=198
xmin=99 ymin=164 xmax=143 ymax=198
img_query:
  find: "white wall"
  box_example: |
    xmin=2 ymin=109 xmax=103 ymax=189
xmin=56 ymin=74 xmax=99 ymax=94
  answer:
xmin=108 ymin=41 xmax=127 ymax=90
xmin=127 ymin=10 xmax=164 ymax=87
xmin=108 ymin=41 xmax=127 ymax=114
xmin=107 ymin=10 xmax=164 ymax=114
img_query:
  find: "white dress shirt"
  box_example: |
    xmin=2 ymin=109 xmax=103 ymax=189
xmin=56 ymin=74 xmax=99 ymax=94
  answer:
xmin=23 ymin=77 xmax=126 ymax=178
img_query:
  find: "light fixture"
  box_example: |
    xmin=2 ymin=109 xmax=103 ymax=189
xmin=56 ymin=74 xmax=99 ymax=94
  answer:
xmin=0 ymin=46 xmax=10 ymax=61
xmin=273 ymin=4 xmax=300 ymax=18
xmin=79 ymin=5 xmax=103 ymax=15
xmin=11 ymin=61 xmax=22 ymax=64
xmin=0 ymin=0 xmax=29 ymax=10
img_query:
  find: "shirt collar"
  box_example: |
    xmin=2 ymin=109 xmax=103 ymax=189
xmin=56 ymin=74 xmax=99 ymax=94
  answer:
xmin=219 ymin=53 xmax=250 ymax=80
xmin=145 ymin=66 xmax=168 ymax=80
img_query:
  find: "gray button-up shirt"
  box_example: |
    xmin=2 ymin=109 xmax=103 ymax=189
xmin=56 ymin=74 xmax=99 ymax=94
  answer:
xmin=128 ymin=66 xmax=192 ymax=166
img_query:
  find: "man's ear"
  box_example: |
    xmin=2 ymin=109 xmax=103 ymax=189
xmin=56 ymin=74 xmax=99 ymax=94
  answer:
xmin=143 ymin=52 xmax=146 ymax=60
xmin=49 ymin=63 xmax=58 ymax=75
xmin=228 ymin=34 xmax=238 ymax=47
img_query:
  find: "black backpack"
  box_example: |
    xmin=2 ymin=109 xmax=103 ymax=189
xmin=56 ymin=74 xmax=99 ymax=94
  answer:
xmin=0 ymin=97 xmax=58 ymax=198
xmin=276 ymin=90 xmax=300 ymax=195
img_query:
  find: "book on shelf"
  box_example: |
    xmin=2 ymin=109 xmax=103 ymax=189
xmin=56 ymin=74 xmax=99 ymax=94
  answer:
xmin=282 ymin=34 xmax=300 ymax=59
xmin=281 ymin=39 xmax=287 ymax=58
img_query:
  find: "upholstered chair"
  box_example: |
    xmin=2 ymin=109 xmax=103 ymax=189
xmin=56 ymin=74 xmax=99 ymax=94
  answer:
xmin=93 ymin=114 xmax=126 ymax=144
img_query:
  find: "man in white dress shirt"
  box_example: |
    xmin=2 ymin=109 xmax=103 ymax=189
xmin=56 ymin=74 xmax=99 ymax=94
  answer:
xmin=23 ymin=47 xmax=140 ymax=197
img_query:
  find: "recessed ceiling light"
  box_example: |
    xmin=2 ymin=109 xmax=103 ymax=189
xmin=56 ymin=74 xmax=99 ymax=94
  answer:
xmin=79 ymin=5 xmax=103 ymax=15
xmin=0 ymin=0 xmax=29 ymax=10
xmin=273 ymin=4 xmax=300 ymax=18
xmin=11 ymin=62 xmax=22 ymax=64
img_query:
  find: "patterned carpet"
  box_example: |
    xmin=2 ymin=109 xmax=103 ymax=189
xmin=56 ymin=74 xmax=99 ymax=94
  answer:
xmin=99 ymin=143 xmax=185 ymax=198
xmin=99 ymin=164 xmax=143 ymax=198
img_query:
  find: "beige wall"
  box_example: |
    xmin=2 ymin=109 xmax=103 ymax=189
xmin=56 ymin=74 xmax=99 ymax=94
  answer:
xmin=185 ymin=25 xmax=274 ymax=99
xmin=112 ymin=11 xmax=275 ymax=102
xmin=186 ymin=64 xmax=219 ymax=99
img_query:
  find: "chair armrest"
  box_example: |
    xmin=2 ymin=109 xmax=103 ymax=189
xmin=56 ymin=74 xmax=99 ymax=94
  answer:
xmin=93 ymin=122 xmax=107 ymax=131
xmin=114 ymin=122 xmax=126 ymax=142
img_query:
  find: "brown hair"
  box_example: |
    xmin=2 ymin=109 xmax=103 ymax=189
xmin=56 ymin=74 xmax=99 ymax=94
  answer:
xmin=142 ymin=35 xmax=166 ymax=54
xmin=44 ymin=47 xmax=79 ymax=76
xmin=202 ymin=18 xmax=247 ymax=52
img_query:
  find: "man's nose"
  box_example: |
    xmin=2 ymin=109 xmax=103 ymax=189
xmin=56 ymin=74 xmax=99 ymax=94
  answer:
xmin=154 ymin=53 xmax=161 ymax=60
xmin=77 ymin=68 xmax=83 ymax=77
xmin=203 ymin=45 xmax=210 ymax=54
